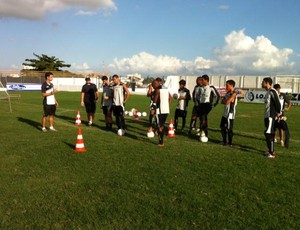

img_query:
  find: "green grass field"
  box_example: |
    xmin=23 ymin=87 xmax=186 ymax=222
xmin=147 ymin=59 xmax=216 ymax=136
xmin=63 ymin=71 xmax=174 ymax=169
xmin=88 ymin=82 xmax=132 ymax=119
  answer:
xmin=0 ymin=91 xmax=300 ymax=229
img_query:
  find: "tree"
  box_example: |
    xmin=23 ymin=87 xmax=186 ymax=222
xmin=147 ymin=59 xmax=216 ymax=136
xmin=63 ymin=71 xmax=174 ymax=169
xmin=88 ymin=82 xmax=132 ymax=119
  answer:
xmin=22 ymin=53 xmax=71 ymax=71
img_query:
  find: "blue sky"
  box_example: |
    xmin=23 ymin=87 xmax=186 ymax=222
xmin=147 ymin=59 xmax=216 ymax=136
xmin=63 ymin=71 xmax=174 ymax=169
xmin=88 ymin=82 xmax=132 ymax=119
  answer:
xmin=0 ymin=0 xmax=300 ymax=76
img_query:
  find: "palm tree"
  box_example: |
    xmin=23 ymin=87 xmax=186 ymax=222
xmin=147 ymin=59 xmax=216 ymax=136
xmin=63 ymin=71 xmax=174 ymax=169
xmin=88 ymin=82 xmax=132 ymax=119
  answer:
xmin=23 ymin=53 xmax=71 ymax=71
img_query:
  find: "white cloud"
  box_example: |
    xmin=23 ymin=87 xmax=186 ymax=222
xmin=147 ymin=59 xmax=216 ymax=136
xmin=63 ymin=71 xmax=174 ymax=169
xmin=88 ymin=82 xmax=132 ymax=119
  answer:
xmin=109 ymin=30 xmax=295 ymax=76
xmin=213 ymin=29 xmax=295 ymax=75
xmin=0 ymin=0 xmax=117 ymax=20
xmin=75 ymin=10 xmax=97 ymax=16
xmin=218 ymin=5 xmax=229 ymax=10
xmin=10 ymin=64 xmax=20 ymax=69
xmin=109 ymin=52 xmax=214 ymax=75
xmin=72 ymin=62 xmax=90 ymax=71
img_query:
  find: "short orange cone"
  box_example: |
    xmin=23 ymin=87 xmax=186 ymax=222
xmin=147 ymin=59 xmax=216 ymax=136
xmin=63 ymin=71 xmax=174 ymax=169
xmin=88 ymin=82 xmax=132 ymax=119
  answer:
xmin=168 ymin=119 xmax=176 ymax=137
xmin=75 ymin=111 xmax=81 ymax=126
xmin=75 ymin=128 xmax=86 ymax=152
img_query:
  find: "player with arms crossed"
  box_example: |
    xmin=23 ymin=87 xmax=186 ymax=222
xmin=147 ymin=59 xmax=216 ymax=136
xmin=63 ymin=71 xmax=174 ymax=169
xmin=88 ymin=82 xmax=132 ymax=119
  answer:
xmin=220 ymin=80 xmax=238 ymax=147
xmin=174 ymin=79 xmax=191 ymax=132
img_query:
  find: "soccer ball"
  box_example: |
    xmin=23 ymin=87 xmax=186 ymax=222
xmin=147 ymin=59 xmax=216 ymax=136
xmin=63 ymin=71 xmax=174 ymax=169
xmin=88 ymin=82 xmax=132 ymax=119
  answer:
xmin=131 ymin=108 xmax=137 ymax=115
xmin=137 ymin=112 xmax=142 ymax=117
xmin=147 ymin=131 xmax=155 ymax=138
xmin=200 ymin=135 xmax=208 ymax=143
xmin=117 ymin=129 xmax=125 ymax=136
xmin=142 ymin=112 xmax=147 ymax=117
xmin=173 ymin=93 xmax=178 ymax=99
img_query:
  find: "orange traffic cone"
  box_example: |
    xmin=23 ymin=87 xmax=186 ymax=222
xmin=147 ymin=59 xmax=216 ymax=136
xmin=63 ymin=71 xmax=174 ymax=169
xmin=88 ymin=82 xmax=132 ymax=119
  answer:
xmin=168 ymin=119 xmax=176 ymax=137
xmin=75 ymin=111 xmax=81 ymax=126
xmin=75 ymin=128 xmax=86 ymax=152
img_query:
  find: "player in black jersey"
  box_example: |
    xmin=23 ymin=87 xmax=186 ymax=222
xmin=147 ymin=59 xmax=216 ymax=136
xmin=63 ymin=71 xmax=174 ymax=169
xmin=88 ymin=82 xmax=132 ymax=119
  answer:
xmin=81 ymin=77 xmax=99 ymax=126
xmin=262 ymin=77 xmax=281 ymax=158
xmin=100 ymin=76 xmax=113 ymax=130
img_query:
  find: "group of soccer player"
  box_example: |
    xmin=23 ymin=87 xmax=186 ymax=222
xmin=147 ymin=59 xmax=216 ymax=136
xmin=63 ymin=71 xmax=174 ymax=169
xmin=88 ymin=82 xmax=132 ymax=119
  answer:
xmin=42 ymin=72 xmax=291 ymax=156
xmin=146 ymin=75 xmax=291 ymax=156
xmin=146 ymin=74 xmax=228 ymax=146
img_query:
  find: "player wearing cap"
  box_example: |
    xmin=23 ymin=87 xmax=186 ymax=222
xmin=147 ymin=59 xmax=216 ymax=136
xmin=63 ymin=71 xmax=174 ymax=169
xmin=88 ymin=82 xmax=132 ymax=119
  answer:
xmin=81 ymin=77 xmax=99 ymax=126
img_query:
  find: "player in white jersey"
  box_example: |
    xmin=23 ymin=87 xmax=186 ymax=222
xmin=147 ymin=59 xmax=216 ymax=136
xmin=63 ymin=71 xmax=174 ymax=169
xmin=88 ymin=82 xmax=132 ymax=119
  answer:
xmin=262 ymin=77 xmax=281 ymax=158
xmin=196 ymin=74 xmax=220 ymax=139
xmin=100 ymin=76 xmax=113 ymax=130
xmin=174 ymin=79 xmax=191 ymax=132
xmin=151 ymin=80 xmax=172 ymax=147
xmin=220 ymin=80 xmax=238 ymax=146
xmin=41 ymin=72 xmax=59 ymax=132
xmin=112 ymin=74 xmax=130 ymax=133
xmin=274 ymin=84 xmax=292 ymax=148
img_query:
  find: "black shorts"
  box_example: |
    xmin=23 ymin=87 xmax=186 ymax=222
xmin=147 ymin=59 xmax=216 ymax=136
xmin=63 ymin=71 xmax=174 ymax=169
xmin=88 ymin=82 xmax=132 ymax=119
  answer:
xmin=220 ymin=116 xmax=234 ymax=130
xmin=43 ymin=104 xmax=56 ymax=116
xmin=102 ymin=105 xmax=112 ymax=115
xmin=113 ymin=105 xmax=124 ymax=116
xmin=156 ymin=114 xmax=168 ymax=128
xmin=275 ymin=120 xmax=288 ymax=131
xmin=175 ymin=109 xmax=187 ymax=118
xmin=198 ymin=103 xmax=212 ymax=116
xmin=84 ymin=100 xmax=96 ymax=113
xmin=191 ymin=105 xmax=199 ymax=116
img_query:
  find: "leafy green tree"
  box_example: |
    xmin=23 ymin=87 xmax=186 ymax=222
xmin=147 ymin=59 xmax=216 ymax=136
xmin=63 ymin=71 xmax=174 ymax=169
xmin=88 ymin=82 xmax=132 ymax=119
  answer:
xmin=22 ymin=53 xmax=71 ymax=71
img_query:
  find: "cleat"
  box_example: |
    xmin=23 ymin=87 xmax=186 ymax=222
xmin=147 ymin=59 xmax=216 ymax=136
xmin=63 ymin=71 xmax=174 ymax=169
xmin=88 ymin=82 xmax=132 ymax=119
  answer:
xmin=266 ymin=153 xmax=275 ymax=158
xmin=42 ymin=127 xmax=47 ymax=132
xmin=49 ymin=127 xmax=57 ymax=131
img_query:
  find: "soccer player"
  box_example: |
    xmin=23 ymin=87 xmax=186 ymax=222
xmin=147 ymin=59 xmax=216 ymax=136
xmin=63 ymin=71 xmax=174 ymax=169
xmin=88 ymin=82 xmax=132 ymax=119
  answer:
xmin=262 ymin=77 xmax=281 ymax=158
xmin=100 ymin=76 xmax=113 ymax=130
xmin=112 ymin=74 xmax=130 ymax=134
xmin=220 ymin=80 xmax=238 ymax=146
xmin=147 ymin=81 xmax=156 ymax=135
xmin=151 ymin=79 xmax=172 ymax=147
xmin=196 ymin=74 xmax=220 ymax=140
xmin=274 ymin=84 xmax=292 ymax=148
xmin=81 ymin=77 xmax=99 ymax=126
xmin=41 ymin=72 xmax=59 ymax=132
xmin=188 ymin=76 xmax=202 ymax=134
xmin=174 ymin=79 xmax=191 ymax=132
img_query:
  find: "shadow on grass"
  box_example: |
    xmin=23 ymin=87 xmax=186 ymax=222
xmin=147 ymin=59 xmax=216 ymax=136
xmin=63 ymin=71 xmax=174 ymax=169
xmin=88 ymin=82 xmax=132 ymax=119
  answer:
xmin=63 ymin=141 xmax=75 ymax=150
xmin=17 ymin=117 xmax=41 ymax=130
xmin=56 ymin=114 xmax=75 ymax=125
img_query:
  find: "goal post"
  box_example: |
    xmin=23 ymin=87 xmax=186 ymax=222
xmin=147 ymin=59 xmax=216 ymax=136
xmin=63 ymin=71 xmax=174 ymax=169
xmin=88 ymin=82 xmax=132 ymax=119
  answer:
xmin=0 ymin=81 xmax=12 ymax=112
